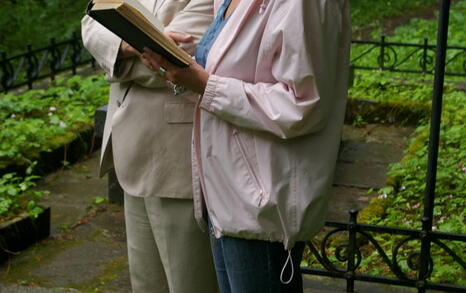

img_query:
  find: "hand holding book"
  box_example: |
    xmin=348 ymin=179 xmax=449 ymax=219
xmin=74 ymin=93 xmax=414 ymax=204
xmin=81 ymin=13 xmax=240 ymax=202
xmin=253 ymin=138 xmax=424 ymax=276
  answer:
xmin=118 ymin=41 xmax=141 ymax=59
xmin=141 ymin=48 xmax=209 ymax=96
xmin=118 ymin=32 xmax=192 ymax=60
xmin=87 ymin=0 xmax=192 ymax=67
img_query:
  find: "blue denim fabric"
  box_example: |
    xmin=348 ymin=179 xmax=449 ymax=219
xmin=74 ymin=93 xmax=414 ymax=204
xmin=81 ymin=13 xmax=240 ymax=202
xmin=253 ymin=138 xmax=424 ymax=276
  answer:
xmin=194 ymin=0 xmax=232 ymax=68
xmin=209 ymin=229 xmax=305 ymax=293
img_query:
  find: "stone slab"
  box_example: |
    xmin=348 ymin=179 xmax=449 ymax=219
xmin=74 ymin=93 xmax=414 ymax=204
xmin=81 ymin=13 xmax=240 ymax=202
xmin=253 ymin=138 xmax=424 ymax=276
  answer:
xmin=339 ymin=140 xmax=405 ymax=164
xmin=327 ymin=187 xmax=376 ymax=222
xmin=303 ymin=274 xmax=446 ymax=293
xmin=334 ymin=162 xmax=388 ymax=189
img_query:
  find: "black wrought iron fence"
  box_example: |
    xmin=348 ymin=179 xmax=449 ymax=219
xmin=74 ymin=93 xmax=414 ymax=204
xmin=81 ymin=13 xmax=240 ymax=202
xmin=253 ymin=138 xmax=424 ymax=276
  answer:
xmin=1 ymin=33 xmax=466 ymax=93
xmin=351 ymin=36 xmax=466 ymax=77
xmin=0 ymin=32 xmax=94 ymax=93
xmin=302 ymin=1 xmax=465 ymax=292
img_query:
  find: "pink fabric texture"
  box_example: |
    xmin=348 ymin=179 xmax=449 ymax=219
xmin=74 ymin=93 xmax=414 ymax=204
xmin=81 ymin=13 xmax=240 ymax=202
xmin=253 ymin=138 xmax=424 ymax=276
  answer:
xmin=193 ymin=0 xmax=352 ymax=249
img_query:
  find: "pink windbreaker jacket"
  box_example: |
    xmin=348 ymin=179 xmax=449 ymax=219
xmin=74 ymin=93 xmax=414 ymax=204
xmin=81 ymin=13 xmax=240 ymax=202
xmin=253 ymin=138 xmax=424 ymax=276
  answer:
xmin=193 ymin=0 xmax=351 ymax=249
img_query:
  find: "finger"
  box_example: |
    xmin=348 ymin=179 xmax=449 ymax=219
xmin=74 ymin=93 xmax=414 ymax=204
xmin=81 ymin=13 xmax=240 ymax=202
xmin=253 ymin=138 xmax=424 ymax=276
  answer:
xmin=128 ymin=46 xmax=141 ymax=57
xmin=142 ymin=48 xmax=164 ymax=70
xmin=140 ymin=55 xmax=155 ymax=71
xmin=166 ymin=32 xmax=193 ymax=44
xmin=143 ymin=48 xmax=176 ymax=72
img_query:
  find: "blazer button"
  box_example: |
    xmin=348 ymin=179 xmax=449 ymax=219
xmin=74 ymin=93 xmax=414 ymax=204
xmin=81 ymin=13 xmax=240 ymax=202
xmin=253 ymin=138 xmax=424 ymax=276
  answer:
xmin=117 ymin=100 xmax=121 ymax=107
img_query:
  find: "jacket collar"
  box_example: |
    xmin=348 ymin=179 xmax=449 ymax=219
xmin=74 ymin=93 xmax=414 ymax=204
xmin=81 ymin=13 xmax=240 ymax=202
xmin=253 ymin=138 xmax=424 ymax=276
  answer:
xmin=206 ymin=0 xmax=261 ymax=73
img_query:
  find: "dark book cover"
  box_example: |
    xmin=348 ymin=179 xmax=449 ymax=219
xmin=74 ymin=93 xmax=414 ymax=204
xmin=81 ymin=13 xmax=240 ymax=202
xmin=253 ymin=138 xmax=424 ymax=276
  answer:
xmin=87 ymin=8 xmax=188 ymax=67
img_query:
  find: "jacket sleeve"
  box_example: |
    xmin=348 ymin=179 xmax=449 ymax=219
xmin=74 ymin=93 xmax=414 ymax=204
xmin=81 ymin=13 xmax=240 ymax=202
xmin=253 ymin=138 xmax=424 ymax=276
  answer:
xmin=200 ymin=0 xmax=350 ymax=139
xmin=81 ymin=15 xmax=135 ymax=81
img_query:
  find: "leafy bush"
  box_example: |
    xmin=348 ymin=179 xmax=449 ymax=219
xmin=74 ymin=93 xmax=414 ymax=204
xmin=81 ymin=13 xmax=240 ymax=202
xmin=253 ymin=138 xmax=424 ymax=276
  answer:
xmin=0 ymin=74 xmax=108 ymax=222
xmin=0 ymin=75 xmax=109 ymax=169
xmin=0 ymin=163 xmax=48 ymax=222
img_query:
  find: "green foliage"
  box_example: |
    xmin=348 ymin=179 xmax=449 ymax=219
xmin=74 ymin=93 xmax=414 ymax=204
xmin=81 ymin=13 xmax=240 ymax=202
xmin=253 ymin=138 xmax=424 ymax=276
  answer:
xmin=0 ymin=0 xmax=89 ymax=54
xmin=350 ymin=0 xmax=437 ymax=35
xmin=0 ymin=75 xmax=109 ymax=169
xmin=311 ymin=0 xmax=466 ymax=277
xmin=344 ymin=68 xmax=466 ymax=285
xmin=0 ymin=74 xmax=108 ymax=222
xmin=0 ymin=162 xmax=48 ymax=222
xmin=372 ymin=1 xmax=466 ymax=46
xmin=351 ymin=1 xmax=466 ymax=77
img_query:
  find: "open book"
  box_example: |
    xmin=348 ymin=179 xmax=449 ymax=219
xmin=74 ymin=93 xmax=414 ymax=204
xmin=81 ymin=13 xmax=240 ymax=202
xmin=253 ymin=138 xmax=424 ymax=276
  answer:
xmin=87 ymin=0 xmax=192 ymax=67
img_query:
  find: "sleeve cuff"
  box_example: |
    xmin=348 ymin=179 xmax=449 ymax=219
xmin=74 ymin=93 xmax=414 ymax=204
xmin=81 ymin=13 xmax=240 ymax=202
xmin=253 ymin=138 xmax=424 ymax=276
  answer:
xmin=200 ymin=74 xmax=219 ymax=112
xmin=97 ymin=33 xmax=122 ymax=76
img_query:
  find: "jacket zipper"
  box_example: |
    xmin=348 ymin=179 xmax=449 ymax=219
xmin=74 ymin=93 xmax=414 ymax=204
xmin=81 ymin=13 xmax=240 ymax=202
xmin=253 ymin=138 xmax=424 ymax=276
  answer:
xmin=232 ymin=129 xmax=264 ymax=207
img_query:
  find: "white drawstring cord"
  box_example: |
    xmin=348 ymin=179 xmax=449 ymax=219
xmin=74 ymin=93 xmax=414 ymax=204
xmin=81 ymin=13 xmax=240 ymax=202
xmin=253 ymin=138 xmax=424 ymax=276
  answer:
xmin=280 ymin=249 xmax=294 ymax=284
xmin=276 ymin=204 xmax=294 ymax=284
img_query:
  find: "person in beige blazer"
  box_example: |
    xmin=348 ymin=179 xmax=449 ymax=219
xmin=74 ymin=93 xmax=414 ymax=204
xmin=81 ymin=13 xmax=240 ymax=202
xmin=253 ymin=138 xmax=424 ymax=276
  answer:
xmin=81 ymin=1 xmax=217 ymax=292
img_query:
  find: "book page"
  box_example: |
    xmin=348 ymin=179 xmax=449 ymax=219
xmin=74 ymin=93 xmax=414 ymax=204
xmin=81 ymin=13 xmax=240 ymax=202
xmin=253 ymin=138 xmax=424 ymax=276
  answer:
xmin=117 ymin=5 xmax=191 ymax=64
xmin=94 ymin=0 xmax=164 ymax=31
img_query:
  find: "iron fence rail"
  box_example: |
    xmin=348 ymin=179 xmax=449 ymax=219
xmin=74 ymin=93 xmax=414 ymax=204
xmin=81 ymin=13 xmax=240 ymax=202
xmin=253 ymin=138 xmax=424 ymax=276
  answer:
xmin=351 ymin=37 xmax=466 ymax=77
xmin=301 ymin=1 xmax=465 ymax=292
xmin=1 ymin=33 xmax=466 ymax=93
xmin=302 ymin=210 xmax=466 ymax=292
xmin=0 ymin=32 xmax=94 ymax=93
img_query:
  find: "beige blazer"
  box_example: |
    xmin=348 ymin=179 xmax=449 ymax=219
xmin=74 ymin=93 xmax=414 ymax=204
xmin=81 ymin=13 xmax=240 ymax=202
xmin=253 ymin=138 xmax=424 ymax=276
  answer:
xmin=81 ymin=0 xmax=213 ymax=198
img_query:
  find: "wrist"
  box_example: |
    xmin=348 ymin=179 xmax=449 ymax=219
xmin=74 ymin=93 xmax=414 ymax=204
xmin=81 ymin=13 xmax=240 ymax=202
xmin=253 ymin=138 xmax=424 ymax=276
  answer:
xmin=197 ymin=71 xmax=210 ymax=95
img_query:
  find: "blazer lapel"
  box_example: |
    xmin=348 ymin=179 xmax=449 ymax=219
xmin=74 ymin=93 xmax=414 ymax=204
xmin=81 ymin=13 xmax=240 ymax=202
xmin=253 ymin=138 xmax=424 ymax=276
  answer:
xmin=206 ymin=0 xmax=261 ymax=73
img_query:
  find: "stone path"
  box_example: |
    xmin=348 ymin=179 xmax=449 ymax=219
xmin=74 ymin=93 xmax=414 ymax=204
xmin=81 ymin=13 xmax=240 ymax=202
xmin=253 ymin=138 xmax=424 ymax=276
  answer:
xmin=0 ymin=124 xmax=423 ymax=293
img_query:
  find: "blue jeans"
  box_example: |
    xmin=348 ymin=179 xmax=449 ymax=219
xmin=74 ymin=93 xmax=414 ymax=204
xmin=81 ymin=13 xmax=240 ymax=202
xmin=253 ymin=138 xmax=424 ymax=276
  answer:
xmin=209 ymin=231 xmax=305 ymax=293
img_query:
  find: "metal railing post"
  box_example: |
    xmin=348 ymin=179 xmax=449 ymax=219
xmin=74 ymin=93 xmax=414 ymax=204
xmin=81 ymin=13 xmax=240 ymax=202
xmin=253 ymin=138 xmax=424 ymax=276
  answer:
xmin=1 ymin=52 xmax=8 ymax=93
xmin=71 ymin=32 xmax=79 ymax=75
xmin=422 ymin=38 xmax=429 ymax=74
xmin=49 ymin=37 xmax=57 ymax=81
xmin=26 ymin=44 xmax=34 ymax=89
xmin=418 ymin=0 xmax=451 ymax=292
xmin=346 ymin=210 xmax=358 ymax=292
xmin=379 ymin=35 xmax=386 ymax=70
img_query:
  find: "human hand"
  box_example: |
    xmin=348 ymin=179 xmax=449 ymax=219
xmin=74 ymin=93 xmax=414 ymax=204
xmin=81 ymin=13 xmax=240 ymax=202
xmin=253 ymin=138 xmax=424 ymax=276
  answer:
xmin=165 ymin=32 xmax=195 ymax=54
xmin=141 ymin=47 xmax=209 ymax=95
xmin=118 ymin=41 xmax=140 ymax=59
xmin=165 ymin=32 xmax=193 ymax=45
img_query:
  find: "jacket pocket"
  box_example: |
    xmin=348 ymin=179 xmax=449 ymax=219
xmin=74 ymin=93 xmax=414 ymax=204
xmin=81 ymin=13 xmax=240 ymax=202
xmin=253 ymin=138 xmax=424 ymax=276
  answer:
xmin=232 ymin=128 xmax=266 ymax=207
xmin=164 ymin=102 xmax=195 ymax=124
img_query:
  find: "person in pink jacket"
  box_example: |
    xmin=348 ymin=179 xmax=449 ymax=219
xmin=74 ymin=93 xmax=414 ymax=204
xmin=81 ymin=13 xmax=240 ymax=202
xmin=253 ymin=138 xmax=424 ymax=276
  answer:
xmin=142 ymin=0 xmax=351 ymax=291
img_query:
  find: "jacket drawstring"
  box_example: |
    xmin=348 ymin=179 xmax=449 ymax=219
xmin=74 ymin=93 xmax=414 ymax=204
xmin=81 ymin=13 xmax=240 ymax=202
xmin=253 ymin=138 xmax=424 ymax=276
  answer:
xmin=280 ymin=249 xmax=294 ymax=284
xmin=276 ymin=205 xmax=294 ymax=284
